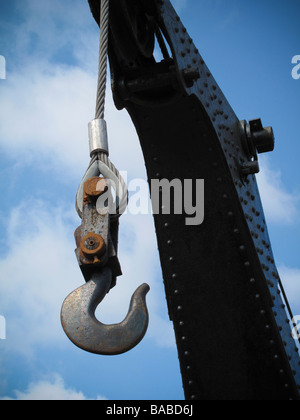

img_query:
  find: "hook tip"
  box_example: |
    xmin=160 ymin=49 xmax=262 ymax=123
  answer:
xmin=61 ymin=278 xmax=151 ymax=356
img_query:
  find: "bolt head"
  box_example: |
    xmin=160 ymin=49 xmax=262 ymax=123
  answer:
xmin=84 ymin=177 xmax=108 ymax=198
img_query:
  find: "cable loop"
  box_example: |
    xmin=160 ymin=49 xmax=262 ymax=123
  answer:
xmin=76 ymin=154 xmax=128 ymax=221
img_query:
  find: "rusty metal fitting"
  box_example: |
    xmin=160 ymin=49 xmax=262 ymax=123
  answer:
xmin=80 ymin=233 xmax=107 ymax=259
xmin=84 ymin=177 xmax=108 ymax=200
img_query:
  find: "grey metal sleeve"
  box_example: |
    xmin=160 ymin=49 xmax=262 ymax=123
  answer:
xmin=89 ymin=119 xmax=109 ymax=156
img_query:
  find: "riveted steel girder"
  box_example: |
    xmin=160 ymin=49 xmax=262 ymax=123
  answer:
xmin=88 ymin=0 xmax=300 ymax=400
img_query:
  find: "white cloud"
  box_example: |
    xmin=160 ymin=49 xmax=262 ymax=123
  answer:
xmin=9 ymin=0 xmax=97 ymax=70
xmin=0 ymin=0 xmax=146 ymax=182
xmin=0 ymin=64 xmax=96 ymax=177
xmin=1 ymin=373 xmax=106 ymax=400
xmin=0 ymin=200 xmax=80 ymax=356
xmin=256 ymin=158 xmax=299 ymax=225
xmin=0 ymin=53 xmax=145 ymax=183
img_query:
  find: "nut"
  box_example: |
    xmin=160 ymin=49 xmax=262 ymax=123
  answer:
xmin=80 ymin=233 xmax=106 ymax=259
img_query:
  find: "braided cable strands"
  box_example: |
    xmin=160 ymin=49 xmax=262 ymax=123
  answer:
xmin=95 ymin=0 xmax=110 ymax=120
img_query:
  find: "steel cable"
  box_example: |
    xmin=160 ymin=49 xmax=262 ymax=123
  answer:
xmin=95 ymin=0 xmax=109 ymax=120
xmin=76 ymin=0 xmax=128 ymax=221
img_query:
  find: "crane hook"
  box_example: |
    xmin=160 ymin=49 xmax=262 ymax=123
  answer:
xmin=61 ymin=267 xmax=150 ymax=355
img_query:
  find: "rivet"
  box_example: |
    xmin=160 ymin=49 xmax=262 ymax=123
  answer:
xmin=177 ymin=306 xmax=183 ymax=311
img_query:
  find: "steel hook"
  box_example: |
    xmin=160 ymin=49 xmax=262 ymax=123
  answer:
xmin=61 ymin=267 xmax=150 ymax=355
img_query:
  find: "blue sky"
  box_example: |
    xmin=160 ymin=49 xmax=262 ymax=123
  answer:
xmin=0 ymin=0 xmax=299 ymax=400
